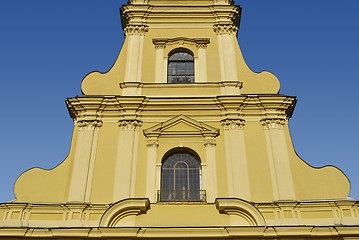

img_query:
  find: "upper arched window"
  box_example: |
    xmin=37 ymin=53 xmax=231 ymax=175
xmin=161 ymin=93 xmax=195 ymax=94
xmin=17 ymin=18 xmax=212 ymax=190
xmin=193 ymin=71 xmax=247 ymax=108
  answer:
xmin=160 ymin=149 xmax=204 ymax=202
xmin=167 ymin=51 xmax=194 ymax=83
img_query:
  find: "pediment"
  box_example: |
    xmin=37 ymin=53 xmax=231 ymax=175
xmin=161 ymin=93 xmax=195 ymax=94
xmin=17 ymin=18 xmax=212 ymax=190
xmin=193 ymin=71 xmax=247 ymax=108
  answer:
xmin=152 ymin=37 xmax=210 ymax=46
xmin=143 ymin=115 xmax=219 ymax=138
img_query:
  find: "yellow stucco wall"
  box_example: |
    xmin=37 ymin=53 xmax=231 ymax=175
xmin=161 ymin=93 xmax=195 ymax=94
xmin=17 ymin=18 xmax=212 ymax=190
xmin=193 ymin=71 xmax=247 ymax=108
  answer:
xmin=12 ymin=96 xmax=350 ymax=204
xmin=2 ymin=0 xmax=357 ymax=236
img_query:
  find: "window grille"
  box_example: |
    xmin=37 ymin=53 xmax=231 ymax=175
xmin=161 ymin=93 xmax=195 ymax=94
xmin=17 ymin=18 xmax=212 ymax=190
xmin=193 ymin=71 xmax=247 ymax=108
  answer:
xmin=160 ymin=151 xmax=205 ymax=202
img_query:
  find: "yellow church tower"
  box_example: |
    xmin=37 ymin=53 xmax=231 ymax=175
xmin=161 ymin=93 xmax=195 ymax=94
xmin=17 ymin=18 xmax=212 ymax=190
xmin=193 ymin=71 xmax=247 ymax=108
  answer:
xmin=1 ymin=0 xmax=358 ymax=238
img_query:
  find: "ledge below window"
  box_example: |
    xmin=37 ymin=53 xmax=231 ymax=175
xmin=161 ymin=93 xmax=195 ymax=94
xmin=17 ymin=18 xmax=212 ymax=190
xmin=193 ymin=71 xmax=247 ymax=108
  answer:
xmin=119 ymin=81 xmax=243 ymax=96
xmin=157 ymin=190 xmax=206 ymax=203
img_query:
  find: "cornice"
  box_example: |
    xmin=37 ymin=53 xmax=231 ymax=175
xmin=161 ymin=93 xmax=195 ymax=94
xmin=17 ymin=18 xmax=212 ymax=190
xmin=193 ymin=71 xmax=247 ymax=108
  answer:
xmin=215 ymin=95 xmax=296 ymax=120
xmin=120 ymin=4 xmax=241 ymax=30
xmin=66 ymin=96 xmax=146 ymax=122
xmin=0 ymin=226 xmax=358 ymax=238
xmin=119 ymin=81 xmax=243 ymax=97
xmin=139 ymin=81 xmax=238 ymax=88
xmin=1 ymin=200 xmax=358 ymax=229
xmin=66 ymin=95 xmax=297 ymax=122
xmin=134 ymin=0 xmax=234 ymax=6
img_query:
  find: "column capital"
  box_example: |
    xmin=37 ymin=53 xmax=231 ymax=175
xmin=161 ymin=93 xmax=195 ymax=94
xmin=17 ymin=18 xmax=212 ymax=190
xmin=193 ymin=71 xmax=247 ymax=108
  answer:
xmin=118 ymin=120 xmax=143 ymax=130
xmin=261 ymin=118 xmax=286 ymax=129
xmin=154 ymin=42 xmax=166 ymax=49
xmin=213 ymin=24 xmax=238 ymax=35
xmin=204 ymin=137 xmax=216 ymax=147
xmin=77 ymin=120 xmax=103 ymax=130
xmin=221 ymin=119 xmax=245 ymax=130
xmin=124 ymin=24 xmax=149 ymax=36
xmin=147 ymin=138 xmax=159 ymax=148
xmin=196 ymin=43 xmax=208 ymax=49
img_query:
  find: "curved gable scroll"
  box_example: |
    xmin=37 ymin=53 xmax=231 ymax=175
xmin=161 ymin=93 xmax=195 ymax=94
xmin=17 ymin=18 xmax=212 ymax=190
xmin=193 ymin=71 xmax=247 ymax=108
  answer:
xmin=100 ymin=199 xmax=150 ymax=227
xmin=143 ymin=115 xmax=219 ymax=138
xmin=216 ymin=198 xmax=266 ymax=226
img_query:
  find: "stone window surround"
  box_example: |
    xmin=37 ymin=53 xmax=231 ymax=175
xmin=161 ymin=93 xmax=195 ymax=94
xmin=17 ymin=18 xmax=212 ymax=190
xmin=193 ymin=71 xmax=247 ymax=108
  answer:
xmin=153 ymin=37 xmax=210 ymax=84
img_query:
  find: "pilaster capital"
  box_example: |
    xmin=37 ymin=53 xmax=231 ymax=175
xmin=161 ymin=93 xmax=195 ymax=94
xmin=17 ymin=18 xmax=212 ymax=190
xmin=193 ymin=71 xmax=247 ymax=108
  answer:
xmin=118 ymin=120 xmax=143 ymax=130
xmin=221 ymin=119 xmax=245 ymax=130
xmin=196 ymin=43 xmax=208 ymax=49
xmin=154 ymin=43 xmax=166 ymax=49
xmin=261 ymin=118 xmax=286 ymax=129
xmin=213 ymin=24 xmax=238 ymax=35
xmin=204 ymin=137 xmax=216 ymax=147
xmin=147 ymin=138 xmax=159 ymax=148
xmin=124 ymin=24 xmax=149 ymax=36
xmin=77 ymin=120 xmax=103 ymax=130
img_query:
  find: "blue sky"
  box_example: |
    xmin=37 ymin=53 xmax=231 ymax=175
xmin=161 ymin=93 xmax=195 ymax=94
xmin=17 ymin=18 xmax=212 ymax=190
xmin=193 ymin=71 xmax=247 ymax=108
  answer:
xmin=0 ymin=0 xmax=358 ymax=203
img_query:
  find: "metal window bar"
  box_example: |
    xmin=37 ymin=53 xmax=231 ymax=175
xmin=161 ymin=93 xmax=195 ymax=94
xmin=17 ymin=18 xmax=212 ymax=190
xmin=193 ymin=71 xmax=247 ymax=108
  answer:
xmin=158 ymin=190 xmax=206 ymax=202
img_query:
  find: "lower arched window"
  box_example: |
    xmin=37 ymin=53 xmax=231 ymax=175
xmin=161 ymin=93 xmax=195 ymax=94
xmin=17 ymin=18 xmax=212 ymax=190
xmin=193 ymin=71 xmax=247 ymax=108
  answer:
xmin=160 ymin=149 xmax=204 ymax=202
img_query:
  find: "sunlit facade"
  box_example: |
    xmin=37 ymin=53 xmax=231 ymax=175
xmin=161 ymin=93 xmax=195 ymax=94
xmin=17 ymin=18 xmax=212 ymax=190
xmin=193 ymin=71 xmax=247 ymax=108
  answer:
xmin=0 ymin=0 xmax=358 ymax=239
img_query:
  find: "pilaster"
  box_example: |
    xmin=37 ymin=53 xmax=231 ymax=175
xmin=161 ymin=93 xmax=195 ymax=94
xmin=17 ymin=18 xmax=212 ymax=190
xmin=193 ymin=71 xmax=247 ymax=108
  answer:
xmin=68 ymin=120 xmax=102 ymax=203
xmin=214 ymin=24 xmax=238 ymax=82
xmin=261 ymin=118 xmax=296 ymax=201
xmin=221 ymin=119 xmax=251 ymax=200
xmin=124 ymin=25 xmax=149 ymax=83
xmin=204 ymin=137 xmax=217 ymax=203
xmin=196 ymin=43 xmax=208 ymax=83
xmin=154 ymin=43 xmax=166 ymax=83
xmin=146 ymin=137 xmax=159 ymax=202
xmin=113 ymin=120 xmax=142 ymax=202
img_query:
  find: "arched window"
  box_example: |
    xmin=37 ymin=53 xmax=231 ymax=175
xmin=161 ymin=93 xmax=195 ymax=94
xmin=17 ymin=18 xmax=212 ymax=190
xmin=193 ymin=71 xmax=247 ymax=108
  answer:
xmin=167 ymin=51 xmax=194 ymax=83
xmin=160 ymin=149 xmax=204 ymax=202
